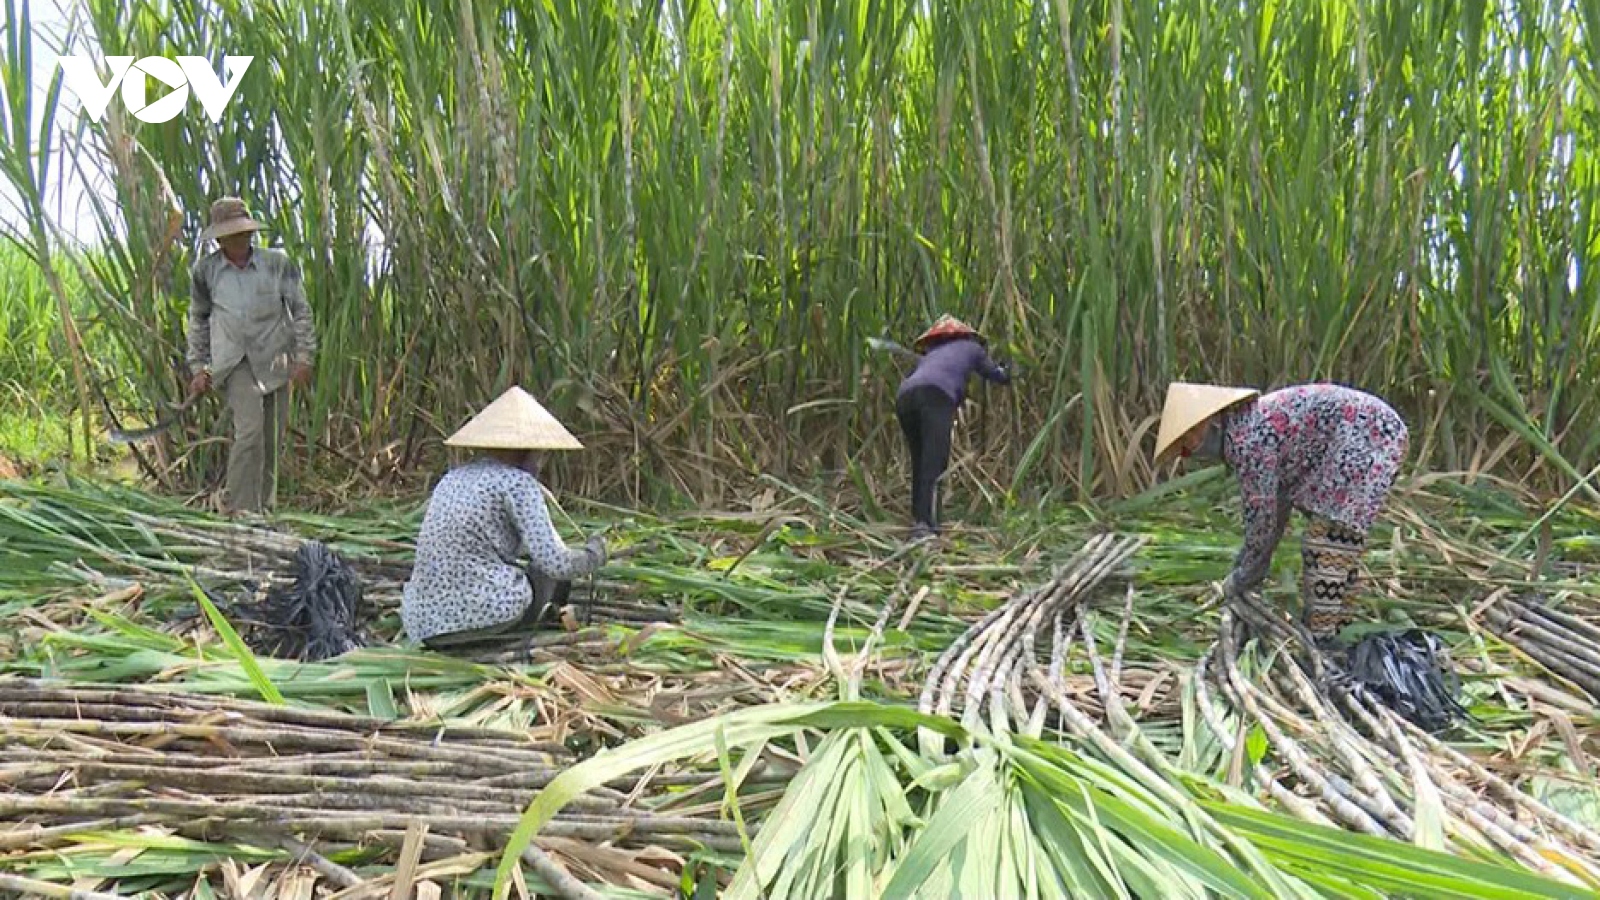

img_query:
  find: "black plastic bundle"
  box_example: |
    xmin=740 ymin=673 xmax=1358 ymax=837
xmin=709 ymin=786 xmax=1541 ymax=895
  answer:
xmin=1339 ymin=630 xmax=1469 ymax=733
xmin=233 ymin=541 xmax=367 ymax=661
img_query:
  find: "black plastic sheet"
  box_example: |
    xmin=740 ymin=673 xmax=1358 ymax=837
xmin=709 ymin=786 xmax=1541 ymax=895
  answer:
xmin=229 ymin=541 xmax=368 ymax=661
xmin=1338 ymin=630 xmax=1469 ymax=733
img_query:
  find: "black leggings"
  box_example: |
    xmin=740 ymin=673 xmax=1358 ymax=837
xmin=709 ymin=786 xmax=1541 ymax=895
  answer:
xmin=895 ymin=386 xmax=957 ymax=529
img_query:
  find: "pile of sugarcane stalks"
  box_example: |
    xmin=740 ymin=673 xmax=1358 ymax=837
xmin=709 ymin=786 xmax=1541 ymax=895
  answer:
xmin=1481 ymin=590 xmax=1600 ymax=701
xmin=918 ymin=533 xmax=1155 ymax=735
xmin=1198 ymin=601 xmax=1600 ymax=889
xmin=916 ymin=533 xmax=1600 ymax=889
xmin=75 ymin=511 xmax=415 ymax=599
xmin=32 ymin=505 xmax=668 ymax=632
xmin=0 ymin=680 xmax=764 ymax=897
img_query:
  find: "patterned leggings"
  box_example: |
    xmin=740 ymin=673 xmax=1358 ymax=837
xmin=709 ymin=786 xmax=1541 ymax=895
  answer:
xmin=1301 ymin=517 xmax=1367 ymax=641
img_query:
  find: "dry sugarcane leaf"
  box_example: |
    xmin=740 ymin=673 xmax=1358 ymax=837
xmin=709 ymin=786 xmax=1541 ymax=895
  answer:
xmin=388 ymin=821 xmax=428 ymax=900
xmin=619 ymin=623 xmax=671 ymax=656
xmin=1542 ymin=706 xmax=1593 ymax=774
xmin=218 ymin=861 xmax=245 ymax=900
xmin=1225 ymin=720 xmax=1249 ymax=789
xmin=275 ymin=866 xmax=318 ymax=900
xmin=95 ymin=582 xmax=145 ymax=608
xmin=631 ymin=844 xmax=688 ymax=874
xmin=1510 ymin=718 xmax=1554 ymax=762
xmin=325 ymin=855 xmax=494 ymax=900
xmin=460 ymin=692 xmax=517 ymax=729
xmin=649 ymin=691 xmax=697 ymax=727
xmin=547 ymin=661 xmax=621 ymax=708
xmin=1135 ymin=669 xmax=1173 ymax=713
xmin=404 ymin=683 xmax=440 ymax=721
xmin=898 ymin=586 xmax=931 ymax=632
xmin=620 ymin=761 xmax=666 ymax=808
xmin=17 ymin=608 xmax=66 ymax=634
xmin=222 ymin=859 xmax=274 ymax=900
xmin=510 ymin=858 xmax=531 ymax=900
xmin=538 ymin=839 xmax=636 ymax=887
xmin=412 ymin=881 xmax=441 ymax=900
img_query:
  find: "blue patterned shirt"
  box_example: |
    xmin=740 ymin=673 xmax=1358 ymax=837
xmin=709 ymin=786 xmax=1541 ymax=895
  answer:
xmin=401 ymin=460 xmax=600 ymax=643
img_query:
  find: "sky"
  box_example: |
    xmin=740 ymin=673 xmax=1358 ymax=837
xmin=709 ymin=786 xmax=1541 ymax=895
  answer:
xmin=3 ymin=3 xmax=387 ymax=270
xmin=2 ymin=0 xmax=111 ymax=246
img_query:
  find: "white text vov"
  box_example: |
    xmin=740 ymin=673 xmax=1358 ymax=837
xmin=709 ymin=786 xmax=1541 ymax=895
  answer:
xmin=58 ymin=56 xmax=253 ymax=124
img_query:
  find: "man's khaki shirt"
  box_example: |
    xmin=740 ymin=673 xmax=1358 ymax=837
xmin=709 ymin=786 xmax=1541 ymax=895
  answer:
xmin=186 ymin=247 xmax=317 ymax=392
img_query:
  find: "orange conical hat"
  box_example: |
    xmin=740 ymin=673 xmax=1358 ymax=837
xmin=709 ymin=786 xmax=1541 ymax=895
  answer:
xmin=913 ymin=315 xmax=983 ymax=351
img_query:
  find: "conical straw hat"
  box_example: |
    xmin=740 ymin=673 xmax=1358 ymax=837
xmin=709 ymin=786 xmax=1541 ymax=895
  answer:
xmin=914 ymin=315 xmax=983 ymax=351
xmin=444 ymin=386 xmax=584 ymax=451
xmin=1153 ymin=382 xmax=1259 ymax=464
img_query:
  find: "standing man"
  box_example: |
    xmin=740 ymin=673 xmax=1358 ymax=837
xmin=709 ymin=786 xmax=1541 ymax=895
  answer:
xmin=185 ymin=197 xmax=317 ymax=514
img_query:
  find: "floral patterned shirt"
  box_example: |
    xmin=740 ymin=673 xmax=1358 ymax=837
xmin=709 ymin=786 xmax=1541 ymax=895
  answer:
xmin=1220 ymin=384 xmax=1408 ymax=593
xmin=401 ymin=459 xmax=600 ymax=643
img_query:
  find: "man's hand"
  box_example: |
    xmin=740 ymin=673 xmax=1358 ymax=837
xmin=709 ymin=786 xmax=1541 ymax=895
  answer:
xmin=188 ymin=370 xmax=212 ymax=397
xmin=290 ymin=362 xmax=313 ymax=389
xmin=585 ymin=535 xmax=609 ymax=567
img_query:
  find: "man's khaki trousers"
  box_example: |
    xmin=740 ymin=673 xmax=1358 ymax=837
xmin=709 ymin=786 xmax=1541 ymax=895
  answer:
xmin=224 ymin=362 xmax=288 ymax=513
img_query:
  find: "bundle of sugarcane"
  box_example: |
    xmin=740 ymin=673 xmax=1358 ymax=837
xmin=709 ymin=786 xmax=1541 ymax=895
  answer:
xmin=0 ymin=679 xmax=768 ymax=897
xmin=1481 ymin=590 xmax=1600 ymax=700
xmin=1196 ymin=601 xmax=1600 ymax=888
xmin=917 ymin=533 xmax=1151 ymax=734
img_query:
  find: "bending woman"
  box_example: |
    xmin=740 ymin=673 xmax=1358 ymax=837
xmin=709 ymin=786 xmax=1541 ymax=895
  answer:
xmin=1154 ymin=382 xmax=1408 ymax=644
xmin=402 ymin=387 xmax=607 ymax=649
xmin=895 ymin=315 xmax=1011 ymax=539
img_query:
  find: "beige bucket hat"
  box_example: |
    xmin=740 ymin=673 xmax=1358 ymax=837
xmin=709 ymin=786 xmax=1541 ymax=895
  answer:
xmin=200 ymin=196 xmax=268 ymax=241
xmin=1153 ymin=382 xmax=1260 ymax=464
xmin=445 ymin=386 xmax=584 ymax=451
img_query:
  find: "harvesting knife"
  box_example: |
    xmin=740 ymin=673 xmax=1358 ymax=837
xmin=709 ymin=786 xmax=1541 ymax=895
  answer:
xmin=108 ymin=393 xmax=202 ymax=444
xmin=109 ymin=364 xmax=279 ymax=444
xmin=866 ymin=336 xmax=919 ymax=360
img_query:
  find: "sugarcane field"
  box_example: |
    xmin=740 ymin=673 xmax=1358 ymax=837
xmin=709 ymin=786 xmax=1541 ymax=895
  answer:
xmin=6 ymin=1 xmax=1600 ymax=898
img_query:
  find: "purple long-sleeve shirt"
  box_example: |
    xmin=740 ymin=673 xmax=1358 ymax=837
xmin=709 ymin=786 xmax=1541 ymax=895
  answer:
xmin=896 ymin=338 xmax=1010 ymax=405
